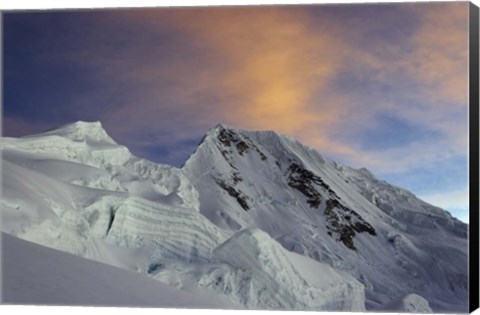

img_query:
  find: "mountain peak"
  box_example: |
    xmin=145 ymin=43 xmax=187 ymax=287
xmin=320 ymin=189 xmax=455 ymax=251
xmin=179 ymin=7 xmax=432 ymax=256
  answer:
xmin=57 ymin=120 xmax=104 ymax=130
xmin=213 ymin=123 xmax=231 ymax=130
xmin=208 ymin=123 xmax=242 ymax=138
xmin=68 ymin=120 xmax=103 ymax=128
xmin=192 ymin=123 xmax=325 ymax=168
xmin=33 ymin=120 xmax=117 ymax=144
xmin=203 ymin=123 xmax=236 ymax=139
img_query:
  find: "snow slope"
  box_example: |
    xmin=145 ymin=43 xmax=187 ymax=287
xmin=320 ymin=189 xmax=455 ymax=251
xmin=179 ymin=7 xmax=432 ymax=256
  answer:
xmin=0 ymin=121 xmax=469 ymax=312
xmin=1 ymin=232 xmax=237 ymax=308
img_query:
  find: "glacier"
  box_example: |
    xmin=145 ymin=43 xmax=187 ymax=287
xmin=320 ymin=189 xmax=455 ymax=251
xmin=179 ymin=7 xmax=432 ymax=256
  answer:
xmin=0 ymin=121 xmax=469 ymax=312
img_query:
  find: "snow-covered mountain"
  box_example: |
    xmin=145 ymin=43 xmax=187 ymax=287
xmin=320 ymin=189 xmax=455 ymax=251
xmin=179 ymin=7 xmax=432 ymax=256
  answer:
xmin=183 ymin=123 xmax=468 ymax=312
xmin=0 ymin=121 xmax=468 ymax=312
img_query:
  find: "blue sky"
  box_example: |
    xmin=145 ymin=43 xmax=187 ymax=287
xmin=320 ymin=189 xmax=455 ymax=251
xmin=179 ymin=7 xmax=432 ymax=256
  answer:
xmin=2 ymin=3 xmax=470 ymax=222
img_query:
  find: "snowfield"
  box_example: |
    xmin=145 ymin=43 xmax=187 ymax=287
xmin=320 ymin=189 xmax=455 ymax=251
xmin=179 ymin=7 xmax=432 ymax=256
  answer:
xmin=1 ymin=232 xmax=238 ymax=308
xmin=0 ymin=121 xmax=469 ymax=312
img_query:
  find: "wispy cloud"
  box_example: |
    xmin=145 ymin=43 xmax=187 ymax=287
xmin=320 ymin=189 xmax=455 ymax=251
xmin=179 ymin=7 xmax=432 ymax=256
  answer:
xmin=307 ymin=3 xmax=469 ymax=176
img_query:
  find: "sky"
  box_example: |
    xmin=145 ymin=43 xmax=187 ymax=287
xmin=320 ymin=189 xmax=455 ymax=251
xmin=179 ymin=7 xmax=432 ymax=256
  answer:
xmin=2 ymin=2 xmax=471 ymax=222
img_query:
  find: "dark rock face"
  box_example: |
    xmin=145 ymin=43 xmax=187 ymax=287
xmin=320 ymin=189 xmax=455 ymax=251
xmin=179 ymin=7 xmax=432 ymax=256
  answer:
xmin=217 ymin=131 xmax=244 ymax=182
xmin=287 ymin=162 xmax=376 ymax=250
xmin=217 ymin=129 xmax=267 ymax=160
xmin=213 ymin=129 xmax=259 ymax=211
xmin=218 ymin=129 xmax=236 ymax=147
xmin=232 ymin=171 xmax=243 ymax=185
xmin=257 ymin=150 xmax=267 ymax=161
xmin=215 ymin=178 xmax=250 ymax=211
xmin=324 ymin=199 xmax=376 ymax=250
xmin=236 ymin=141 xmax=250 ymax=155
xmin=287 ymin=163 xmax=331 ymax=208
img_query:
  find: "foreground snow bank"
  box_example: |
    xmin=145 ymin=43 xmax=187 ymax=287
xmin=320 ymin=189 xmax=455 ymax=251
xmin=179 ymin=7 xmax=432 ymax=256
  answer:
xmin=213 ymin=228 xmax=365 ymax=311
xmin=150 ymin=228 xmax=365 ymax=311
xmin=1 ymin=233 xmax=238 ymax=309
xmin=378 ymin=293 xmax=433 ymax=313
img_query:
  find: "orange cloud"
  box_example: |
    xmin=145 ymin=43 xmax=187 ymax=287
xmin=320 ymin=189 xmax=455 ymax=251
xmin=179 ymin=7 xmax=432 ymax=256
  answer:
xmin=189 ymin=8 xmax=341 ymax=134
xmin=407 ymin=2 xmax=469 ymax=105
xmin=104 ymin=4 xmax=469 ymax=174
xmin=128 ymin=7 xmax=346 ymax=137
xmin=389 ymin=3 xmax=469 ymax=159
xmin=311 ymin=2 xmax=470 ymax=168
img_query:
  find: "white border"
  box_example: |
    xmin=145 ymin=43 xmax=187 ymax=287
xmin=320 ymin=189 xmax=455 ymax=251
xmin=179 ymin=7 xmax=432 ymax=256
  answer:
xmin=0 ymin=1 xmax=478 ymax=315
xmin=0 ymin=0 xmax=478 ymax=11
